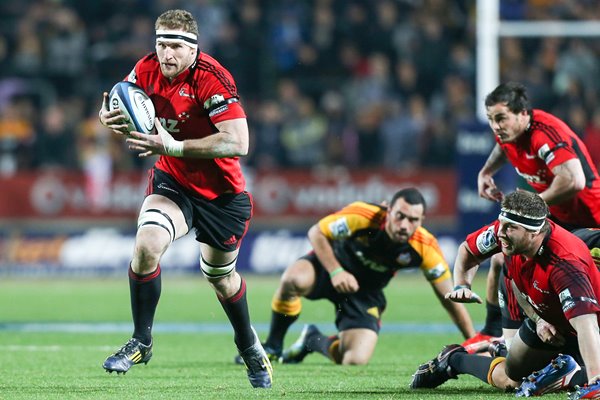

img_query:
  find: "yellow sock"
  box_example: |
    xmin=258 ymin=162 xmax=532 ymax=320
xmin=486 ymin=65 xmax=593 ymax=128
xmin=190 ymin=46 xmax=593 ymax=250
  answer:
xmin=487 ymin=357 xmax=506 ymax=387
xmin=271 ymin=296 xmax=302 ymax=316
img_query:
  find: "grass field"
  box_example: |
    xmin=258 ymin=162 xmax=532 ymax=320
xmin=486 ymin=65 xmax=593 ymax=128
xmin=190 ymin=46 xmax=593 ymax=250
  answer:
xmin=0 ymin=273 xmax=566 ymax=399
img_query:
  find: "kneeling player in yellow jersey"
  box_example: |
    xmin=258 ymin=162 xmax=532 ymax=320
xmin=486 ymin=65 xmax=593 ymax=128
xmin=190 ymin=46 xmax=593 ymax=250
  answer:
xmin=238 ymin=187 xmax=477 ymax=365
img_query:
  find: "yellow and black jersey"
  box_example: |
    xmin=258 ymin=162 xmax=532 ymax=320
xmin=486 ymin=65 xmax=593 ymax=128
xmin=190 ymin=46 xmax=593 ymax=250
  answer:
xmin=572 ymin=228 xmax=600 ymax=268
xmin=317 ymin=201 xmax=451 ymax=291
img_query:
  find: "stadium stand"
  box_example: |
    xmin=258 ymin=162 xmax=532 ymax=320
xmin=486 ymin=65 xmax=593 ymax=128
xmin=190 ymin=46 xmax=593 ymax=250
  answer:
xmin=0 ymin=0 xmax=599 ymax=175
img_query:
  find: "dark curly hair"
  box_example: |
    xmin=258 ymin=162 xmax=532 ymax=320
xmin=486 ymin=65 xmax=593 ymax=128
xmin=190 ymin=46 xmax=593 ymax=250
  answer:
xmin=485 ymin=82 xmax=531 ymax=114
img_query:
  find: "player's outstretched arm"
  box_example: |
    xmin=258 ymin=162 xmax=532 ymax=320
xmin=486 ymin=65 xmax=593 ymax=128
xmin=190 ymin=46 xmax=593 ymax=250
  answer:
xmin=307 ymin=224 xmax=359 ymax=294
xmin=571 ymin=314 xmax=600 ymax=384
xmin=478 ymin=144 xmax=507 ymax=202
xmin=432 ymin=278 xmax=477 ymax=339
xmin=539 ymin=159 xmax=585 ymax=205
xmin=445 ymin=242 xmax=483 ymax=304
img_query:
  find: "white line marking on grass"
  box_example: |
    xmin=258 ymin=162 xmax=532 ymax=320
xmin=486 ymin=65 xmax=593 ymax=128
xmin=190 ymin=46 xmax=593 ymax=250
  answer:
xmin=0 ymin=345 xmax=114 ymax=351
xmin=0 ymin=322 xmax=470 ymax=334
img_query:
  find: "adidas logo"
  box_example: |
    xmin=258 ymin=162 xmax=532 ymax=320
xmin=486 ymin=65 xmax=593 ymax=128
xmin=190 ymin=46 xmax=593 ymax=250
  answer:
xmin=224 ymin=235 xmax=237 ymax=245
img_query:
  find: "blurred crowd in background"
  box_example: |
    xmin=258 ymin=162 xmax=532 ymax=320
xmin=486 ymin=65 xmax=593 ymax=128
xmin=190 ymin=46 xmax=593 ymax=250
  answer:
xmin=0 ymin=0 xmax=600 ymax=178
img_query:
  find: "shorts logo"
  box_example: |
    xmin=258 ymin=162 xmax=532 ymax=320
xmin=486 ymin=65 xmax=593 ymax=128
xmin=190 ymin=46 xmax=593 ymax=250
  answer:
xmin=157 ymin=183 xmax=179 ymax=195
xmin=366 ymin=307 xmax=380 ymax=319
xmin=476 ymin=226 xmax=497 ymax=254
xmin=223 ymin=235 xmax=238 ymax=246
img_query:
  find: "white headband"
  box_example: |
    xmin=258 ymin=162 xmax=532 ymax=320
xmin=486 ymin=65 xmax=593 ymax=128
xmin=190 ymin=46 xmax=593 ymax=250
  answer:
xmin=156 ymin=29 xmax=197 ymax=48
xmin=498 ymin=208 xmax=547 ymax=232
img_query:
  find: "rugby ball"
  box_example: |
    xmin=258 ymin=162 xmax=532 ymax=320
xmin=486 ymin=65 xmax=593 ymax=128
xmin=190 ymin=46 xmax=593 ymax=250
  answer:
xmin=108 ymin=81 xmax=155 ymax=134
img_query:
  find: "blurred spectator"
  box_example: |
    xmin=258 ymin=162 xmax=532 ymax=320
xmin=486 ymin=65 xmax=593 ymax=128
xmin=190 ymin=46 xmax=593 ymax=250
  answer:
xmin=420 ymin=116 xmax=456 ymax=168
xmin=380 ymin=97 xmax=426 ymax=170
xmin=0 ymin=97 xmax=35 ymax=175
xmin=33 ymin=102 xmax=78 ymax=170
xmin=321 ymin=90 xmax=358 ymax=167
xmin=247 ymin=99 xmax=285 ymax=170
xmin=13 ymin=19 xmax=43 ymax=76
xmin=584 ymin=111 xmax=600 ymax=172
xmin=413 ymin=15 xmax=450 ymax=100
xmin=280 ymin=96 xmax=327 ymax=167
xmin=78 ymin=113 xmax=114 ymax=210
xmin=44 ymin=6 xmax=88 ymax=95
xmin=0 ymin=0 xmax=598 ymax=173
xmin=554 ymin=39 xmax=599 ymax=96
xmin=354 ymin=105 xmax=383 ymax=167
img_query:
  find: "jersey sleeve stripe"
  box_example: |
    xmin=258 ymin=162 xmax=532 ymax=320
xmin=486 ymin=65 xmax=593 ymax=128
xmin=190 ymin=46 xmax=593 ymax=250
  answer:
xmin=337 ymin=205 xmax=385 ymax=223
xmin=410 ymin=232 xmax=444 ymax=256
xmin=571 ymin=139 xmax=598 ymax=186
xmin=533 ymin=122 xmax=572 ymax=151
xmin=197 ymin=60 xmax=239 ymax=97
xmin=410 ymin=231 xmax=434 ymax=245
xmin=550 ymin=253 xmax=595 ymax=295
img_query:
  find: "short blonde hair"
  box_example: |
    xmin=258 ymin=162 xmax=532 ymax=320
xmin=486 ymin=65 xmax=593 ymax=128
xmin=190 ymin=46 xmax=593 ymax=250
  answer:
xmin=155 ymin=9 xmax=198 ymax=37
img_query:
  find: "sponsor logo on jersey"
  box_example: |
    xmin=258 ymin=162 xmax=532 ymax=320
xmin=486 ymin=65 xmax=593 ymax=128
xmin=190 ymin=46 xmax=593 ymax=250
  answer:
xmin=208 ymin=104 xmax=229 ymax=118
xmin=203 ymin=94 xmax=225 ymax=110
xmin=204 ymin=94 xmax=229 ymax=117
xmin=581 ymin=296 xmax=599 ymax=306
xmin=396 ymin=252 xmax=412 ymax=266
xmin=177 ymin=112 xmax=190 ymax=123
xmin=533 ymin=280 xmax=550 ymax=294
xmin=559 ymin=288 xmax=575 ymax=312
xmin=538 ymin=143 xmax=554 ymax=164
xmin=425 ymin=263 xmax=446 ymax=280
xmin=476 ymin=226 xmax=498 ymax=254
xmin=355 ymin=250 xmax=388 ymax=273
xmin=158 ymin=117 xmax=180 ymax=133
xmin=179 ymin=87 xmax=195 ymax=99
xmin=514 ymin=167 xmax=546 ymax=184
xmin=328 ymin=217 xmax=350 ymax=239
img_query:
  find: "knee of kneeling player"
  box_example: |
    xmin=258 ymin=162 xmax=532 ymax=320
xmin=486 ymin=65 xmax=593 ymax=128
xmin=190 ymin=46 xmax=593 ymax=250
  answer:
xmin=279 ymin=273 xmax=309 ymax=296
xmin=493 ymin=361 xmax=521 ymax=389
xmin=341 ymin=350 xmax=370 ymax=366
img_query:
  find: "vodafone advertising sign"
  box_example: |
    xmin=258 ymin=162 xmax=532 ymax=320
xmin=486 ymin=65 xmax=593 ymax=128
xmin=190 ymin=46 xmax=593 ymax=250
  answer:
xmin=248 ymin=169 xmax=455 ymax=219
xmin=0 ymin=169 xmax=456 ymax=221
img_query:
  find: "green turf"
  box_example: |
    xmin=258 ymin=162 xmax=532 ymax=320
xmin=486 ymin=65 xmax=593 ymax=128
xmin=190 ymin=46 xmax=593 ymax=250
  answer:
xmin=0 ymin=273 xmax=565 ymax=399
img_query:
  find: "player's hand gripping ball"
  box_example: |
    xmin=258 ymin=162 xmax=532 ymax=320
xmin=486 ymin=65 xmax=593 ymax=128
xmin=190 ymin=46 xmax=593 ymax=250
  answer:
xmin=108 ymin=82 xmax=155 ymax=134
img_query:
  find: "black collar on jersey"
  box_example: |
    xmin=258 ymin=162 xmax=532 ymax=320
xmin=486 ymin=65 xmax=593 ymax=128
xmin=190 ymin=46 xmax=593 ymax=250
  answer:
xmin=524 ymin=109 xmax=533 ymax=132
xmin=535 ymin=225 xmax=553 ymax=257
